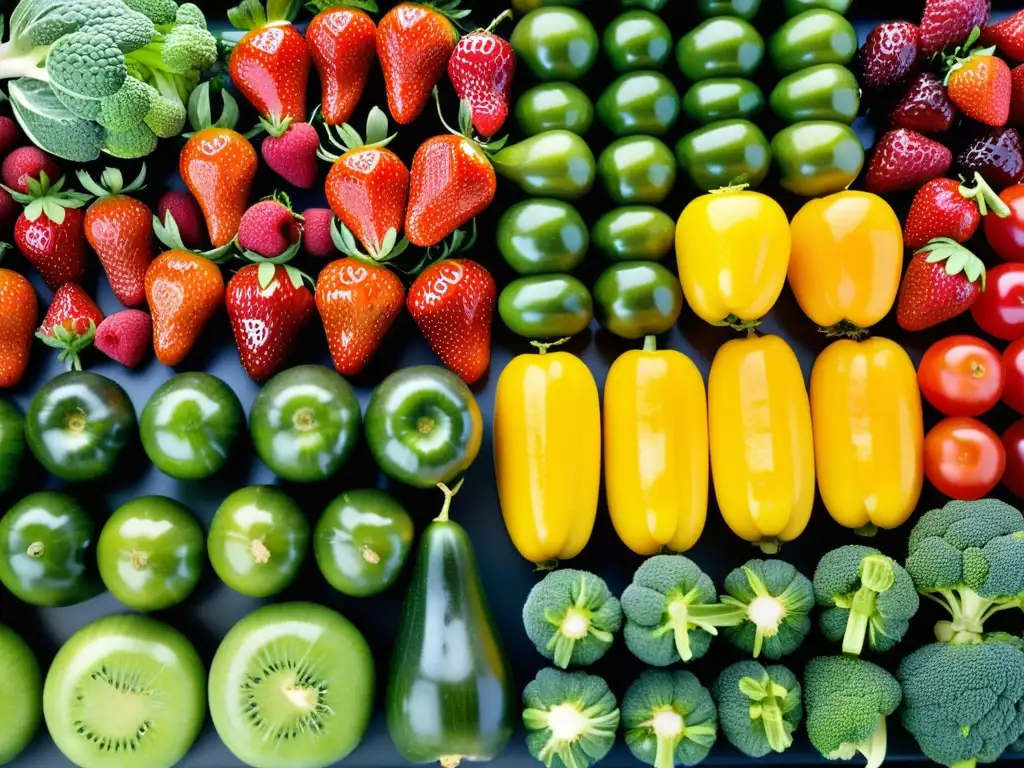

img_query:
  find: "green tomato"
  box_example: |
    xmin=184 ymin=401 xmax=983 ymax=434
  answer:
xmin=140 ymin=372 xmax=244 ymax=480
xmin=97 ymin=496 xmax=204 ymax=612
xmin=0 ymin=400 xmax=24 ymax=497
xmin=676 ymin=18 xmax=764 ymax=81
xmin=26 ymin=371 xmax=135 ymax=482
xmin=0 ymin=491 xmax=100 ymax=607
xmin=597 ymin=71 xmax=681 ymax=136
xmin=784 ymin=0 xmax=852 ymax=15
xmin=314 ymin=489 xmax=414 ymax=597
xmin=515 ymin=83 xmax=594 ymax=136
xmin=499 ymin=274 xmax=594 ymax=338
xmin=249 ymin=365 xmax=362 ymax=483
xmin=770 ymin=64 xmax=860 ymax=124
xmin=770 ymin=10 xmax=857 ymax=74
xmin=0 ymin=624 xmax=41 ymax=766
xmin=510 ymin=7 xmax=598 ymax=81
xmin=493 ymin=130 xmax=596 ymax=200
xmin=772 ymin=120 xmax=865 ymax=197
xmin=497 ymin=199 xmax=589 ymax=275
xmin=682 ymin=78 xmax=764 ymax=124
xmin=675 ymin=119 xmax=771 ymax=191
xmin=513 ymin=0 xmax=582 ymax=9
xmin=603 ymin=11 xmax=672 ymax=72
xmin=622 ymin=0 xmax=668 ymax=9
xmin=592 ymin=206 xmax=676 ymax=261
xmin=598 ymin=136 xmax=677 ymax=204
xmin=208 ymin=486 xmax=309 ymax=598
xmin=698 ymin=0 xmax=762 ymax=19
xmin=594 ymin=261 xmax=683 ymax=339
xmin=365 ymin=366 xmax=483 ymax=489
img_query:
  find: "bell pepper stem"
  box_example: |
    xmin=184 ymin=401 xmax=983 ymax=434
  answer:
xmin=530 ymin=338 xmax=571 ymax=355
xmin=643 ymin=335 xmax=657 ymax=352
xmin=434 ymin=478 xmax=465 ymax=522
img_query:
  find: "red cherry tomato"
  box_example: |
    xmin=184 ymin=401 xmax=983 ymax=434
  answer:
xmin=1005 ymin=338 xmax=1024 ymax=414
xmin=984 ymin=185 xmax=1024 ymax=262
xmin=923 ymin=416 xmax=1005 ymax=500
xmin=917 ymin=335 xmax=1005 ymax=416
xmin=970 ymin=263 xmax=1024 ymax=341
xmin=1003 ymin=419 xmax=1024 ymax=500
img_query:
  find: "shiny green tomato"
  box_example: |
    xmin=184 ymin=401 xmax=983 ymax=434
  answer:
xmin=622 ymin=0 xmax=668 ymax=8
xmin=497 ymin=199 xmax=589 ymax=275
xmin=770 ymin=64 xmax=860 ymax=124
xmin=603 ymin=11 xmax=672 ymax=72
xmin=592 ymin=206 xmax=676 ymax=261
xmin=698 ymin=0 xmax=762 ymax=19
xmin=510 ymin=7 xmax=598 ymax=81
xmin=682 ymin=78 xmax=764 ymax=124
xmin=771 ymin=120 xmax=864 ymax=197
xmin=784 ymin=0 xmax=851 ymax=15
xmin=770 ymin=10 xmax=857 ymax=73
xmin=0 ymin=624 xmax=41 ymax=766
xmin=493 ymin=130 xmax=596 ymax=200
xmin=515 ymin=83 xmax=593 ymax=136
xmin=594 ymin=261 xmax=683 ymax=339
xmin=597 ymin=71 xmax=680 ymax=136
xmin=499 ymin=275 xmax=594 ymax=339
xmin=598 ymin=136 xmax=676 ymax=204
xmin=513 ymin=0 xmax=582 ymax=9
xmin=676 ymin=18 xmax=764 ymax=81
xmin=0 ymin=400 xmax=24 ymax=497
xmin=675 ymin=119 xmax=771 ymax=191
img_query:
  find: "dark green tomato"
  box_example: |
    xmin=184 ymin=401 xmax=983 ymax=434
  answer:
xmin=682 ymin=78 xmax=764 ymax=124
xmin=771 ymin=120 xmax=864 ymax=197
xmin=208 ymin=486 xmax=309 ymax=598
xmin=784 ymin=0 xmax=852 ymax=15
xmin=770 ymin=10 xmax=857 ymax=74
xmin=0 ymin=400 xmax=24 ymax=497
xmin=250 ymin=365 xmax=362 ymax=483
xmin=365 ymin=367 xmax=483 ymax=489
xmin=594 ymin=261 xmax=683 ymax=339
xmin=97 ymin=496 xmax=204 ymax=612
xmin=603 ymin=11 xmax=672 ymax=72
xmin=770 ymin=64 xmax=860 ymax=124
xmin=515 ymin=83 xmax=594 ymax=136
xmin=510 ymin=7 xmax=598 ymax=81
xmin=598 ymin=136 xmax=677 ymax=204
xmin=676 ymin=18 xmax=764 ymax=81
xmin=597 ymin=71 xmax=680 ymax=136
xmin=493 ymin=130 xmax=596 ymax=200
xmin=314 ymin=489 xmax=414 ymax=597
xmin=622 ymin=0 xmax=668 ymax=8
xmin=497 ymin=199 xmax=589 ymax=275
xmin=513 ymin=0 xmax=582 ymax=9
xmin=26 ymin=371 xmax=135 ymax=483
xmin=0 ymin=491 xmax=100 ymax=607
xmin=675 ymin=119 xmax=771 ymax=191
xmin=592 ymin=206 xmax=676 ymax=261
xmin=698 ymin=0 xmax=762 ymax=19
xmin=140 ymin=372 xmax=244 ymax=480
xmin=499 ymin=275 xmax=594 ymax=338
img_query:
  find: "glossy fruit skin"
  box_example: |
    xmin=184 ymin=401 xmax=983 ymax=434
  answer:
xmin=510 ymin=7 xmax=598 ymax=81
xmin=984 ymin=184 xmax=1024 ymax=262
xmin=970 ymin=263 xmax=1024 ymax=340
xmin=682 ymin=78 xmax=765 ymax=124
xmin=597 ymin=136 xmax=676 ymax=204
xmin=493 ymin=130 xmax=597 ymax=200
xmin=698 ymin=0 xmax=762 ymax=19
xmin=1003 ymin=419 xmax=1024 ymax=499
xmin=924 ymin=417 xmax=1005 ymax=501
xmin=250 ymin=365 xmax=362 ymax=483
xmin=709 ymin=335 xmax=815 ymax=552
xmin=1005 ymin=338 xmax=1024 ymax=414
xmin=788 ymin=191 xmax=903 ymax=332
xmin=140 ymin=372 xmax=244 ymax=480
xmin=919 ymin=336 xmax=1005 ymax=417
xmin=145 ymin=250 xmax=226 ymax=367
xmin=594 ymin=262 xmax=683 ymax=338
xmin=770 ymin=64 xmax=860 ymax=123
xmin=771 ymin=120 xmax=864 ymax=196
xmin=494 ymin=349 xmax=600 ymax=563
xmin=499 ymin=274 xmax=594 ymax=338
xmin=83 ymin=194 xmax=154 ymax=308
xmin=180 ymin=128 xmax=258 ymax=248
xmin=0 ymin=269 xmax=38 ymax=389
xmin=365 ymin=366 xmax=482 ymax=489
xmin=676 ymin=18 xmax=765 ymax=80
xmin=325 ymin=146 xmax=409 ymax=256
xmin=811 ymin=338 xmax=923 ymax=533
xmin=98 ymin=496 xmax=204 ymax=611
xmin=604 ymin=11 xmax=673 ymax=71
xmin=208 ymin=486 xmax=309 ymax=598
xmin=597 ymin=71 xmax=681 ymax=136
xmin=675 ymin=119 xmax=771 ymax=191
xmin=26 ymin=371 xmax=135 ymax=482
xmin=0 ymin=400 xmax=24 ymax=497
xmin=497 ymin=199 xmax=589 ymax=275
xmin=592 ymin=206 xmax=675 ymax=261
xmin=0 ymin=491 xmax=100 ymax=607
xmin=315 ymin=488 xmax=413 ymax=597
xmin=770 ymin=10 xmax=857 ymax=73
xmin=515 ymin=83 xmax=594 ymax=136
xmin=785 ymin=0 xmax=851 ymax=13
xmin=230 ymin=24 xmax=310 ymax=122
xmin=307 ymin=7 xmax=377 ymax=126
xmin=0 ymin=624 xmax=41 ymax=766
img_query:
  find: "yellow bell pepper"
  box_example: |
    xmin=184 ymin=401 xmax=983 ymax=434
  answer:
xmin=709 ymin=333 xmax=814 ymax=553
xmin=676 ymin=187 xmax=791 ymax=329
xmin=811 ymin=337 xmax=924 ymax=534
xmin=494 ymin=343 xmax=600 ymax=564
xmin=789 ymin=191 xmax=903 ymax=335
xmin=604 ymin=336 xmax=708 ymax=555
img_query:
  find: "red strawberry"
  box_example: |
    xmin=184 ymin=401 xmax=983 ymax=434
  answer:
xmin=944 ymin=33 xmax=1012 ymax=127
xmin=904 ymin=173 xmax=1010 ymax=249
xmin=7 ymin=173 xmax=89 ymax=289
xmin=897 ymin=238 xmax=986 ymax=330
xmin=920 ymin=0 xmax=991 ymax=57
xmin=957 ymin=127 xmax=1024 ymax=189
xmin=237 ymin=197 xmax=302 ymax=260
xmin=864 ymin=129 xmax=953 ymax=194
xmin=378 ymin=2 xmax=465 ymax=125
xmin=95 ymin=310 xmax=152 ymax=368
xmin=145 ymin=248 xmax=226 ymax=367
xmin=1 ymin=147 xmax=60 ymax=195
xmin=0 ymin=268 xmax=37 ymax=388
xmin=300 ymin=208 xmax=337 ymax=258
xmin=448 ymin=10 xmax=516 ymax=137
xmin=408 ymin=259 xmax=495 ymax=384
xmin=1011 ymin=64 xmax=1024 ymax=125
xmin=890 ymin=71 xmax=959 ymax=133
xmin=307 ymin=1 xmax=378 ymax=126
xmin=226 ymin=263 xmax=316 ymax=382
xmin=0 ymin=188 xmax=16 ymax=233
xmin=36 ymin=283 xmax=104 ymax=370
xmin=858 ymin=21 xmax=920 ymax=92
xmin=980 ymin=8 xmax=1024 ymax=61
xmin=260 ymin=119 xmax=319 ymax=189
xmin=0 ymin=117 xmax=23 ymax=157
xmin=157 ymin=191 xmax=206 ymax=250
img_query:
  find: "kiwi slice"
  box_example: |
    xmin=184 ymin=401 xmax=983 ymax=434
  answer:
xmin=43 ymin=614 xmax=205 ymax=768
xmin=209 ymin=602 xmax=375 ymax=768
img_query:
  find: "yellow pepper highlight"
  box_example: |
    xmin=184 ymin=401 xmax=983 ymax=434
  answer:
xmin=604 ymin=336 xmax=708 ymax=555
xmin=811 ymin=338 xmax=924 ymax=534
xmin=494 ymin=343 xmax=600 ymax=564
xmin=709 ymin=334 xmax=814 ymax=553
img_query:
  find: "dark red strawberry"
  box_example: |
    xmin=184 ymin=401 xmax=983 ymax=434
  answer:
xmin=236 ymin=197 xmax=303 ymax=260
xmin=0 ymin=117 xmax=23 ymax=157
xmin=980 ymin=8 xmax=1024 ymax=61
xmin=1011 ymin=64 xmax=1024 ymax=125
xmin=260 ymin=118 xmax=320 ymax=189
xmin=300 ymin=208 xmax=337 ymax=258
xmin=903 ymin=173 xmax=1009 ymax=249
xmin=448 ymin=10 xmax=516 ymax=137
xmin=95 ymin=310 xmax=152 ymax=368
xmin=897 ymin=238 xmax=986 ymax=330
xmin=957 ymin=127 xmax=1024 ymax=189
xmin=7 ymin=173 xmax=90 ymax=289
xmin=890 ymin=71 xmax=959 ymax=133
xmin=1 ymin=147 xmax=60 ymax=194
xmin=858 ymin=21 xmax=920 ymax=91
xmin=36 ymin=283 xmax=104 ymax=370
xmin=157 ymin=190 xmax=206 ymax=250
xmin=0 ymin=188 xmax=16 ymax=233
xmin=307 ymin=0 xmax=378 ymax=126
xmin=919 ymin=0 xmax=991 ymax=57
xmin=864 ymin=128 xmax=953 ymax=194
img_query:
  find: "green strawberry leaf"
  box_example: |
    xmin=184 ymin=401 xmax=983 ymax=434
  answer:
xmin=257 ymin=261 xmax=277 ymax=290
xmin=284 ymin=264 xmax=313 ymax=291
xmin=306 ymin=0 xmax=378 ymax=11
xmin=916 ymin=237 xmax=987 ymax=290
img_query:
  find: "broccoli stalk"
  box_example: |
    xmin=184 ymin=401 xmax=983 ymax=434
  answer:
xmin=720 ymin=559 xmax=813 ymax=659
xmin=712 ymin=661 xmax=801 ymax=758
xmin=738 ymin=676 xmax=792 ymax=753
xmin=657 ymin=589 xmax=745 ymax=664
xmin=622 ymin=670 xmax=717 ymax=768
xmin=834 ymin=555 xmax=894 ymax=655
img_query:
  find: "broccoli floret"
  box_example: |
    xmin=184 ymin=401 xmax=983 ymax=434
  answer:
xmin=142 ymin=84 xmax=186 ymax=138
xmin=622 ymin=669 xmax=717 ymax=768
xmin=523 ymin=569 xmax=622 ymax=669
xmin=720 ymin=559 xmax=813 ymax=660
xmin=173 ymin=3 xmax=207 ymax=28
xmin=622 ymin=555 xmax=745 ymax=666
xmin=128 ymin=25 xmax=216 ymax=77
xmin=47 ymin=30 xmax=127 ymax=99
xmin=803 ymin=655 xmax=901 ymax=768
xmin=522 ymin=668 xmax=620 ymax=768
xmin=103 ymin=122 xmax=158 ymax=159
xmin=97 ymin=75 xmax=153 ymax=131
xmin=8 ymin=79 xmax=105 ymax=162
xmin=122 ymin=0 xmax=179 ymax=25
xmin=712 ymin=660 xmax=801 ymax=758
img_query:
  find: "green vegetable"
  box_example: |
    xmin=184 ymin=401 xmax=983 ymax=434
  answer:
xmin=597 ymin=71 xmax=680 ymax=136
xmin=594 ymin=261 xmax=683 ymax=339
xmin=592 ymin=206 xmax=675 ymax=262
xmin=0 ymin=623 xmax=41 ymax=765
xmin=771 ymin=120 xmax=864 ymax=196
xmin=500 ymin=274 xmax=594 ymax=339
xmin=698 ymin=0 xmax=761 ymax=18
xmin=622 ymin=669 xmax=717 ymax=768
xmin=813 ymin=545 xmax=919 ymax=655
xmin=0 ymin=400 xmax=24 ymax=497
xmin=769 ymin=64 xmax=860 ymax=124
xmin=785 ymin=0 xmax=852 ymax=13
xmin=603 ymin=11 xmax=672 ymax=72
xmin=712 ymin=661 xmax=801 ymax=758
xmin=803 ymin=655 xmax=901 ymax=768
xmin=682 ymin=79 xmax=764 ymax=124
xmin=675 ymin=120 xmax=771 ymax=191
xmin=510 ymin=7 xmax=598 ymax=81
xmin=514 ymin=0 xmax=582 ymax=9
xmin=497 ymin=199 xmax=589 ymax=275
xmin=516 ymin=83 xmax=594 ymax=136
xmin=769 ymin=10 xmax=857 ymax=73
xmin=523 ymin=569 xmax=623 ymax=669
xmin=622 ymin=0 xmax=667 ymax=9
xmin=522 ymin=668 xmax=620 ymax=768
xmin=719 ymin=558 xmax=813 ymax=659
xmin=598 ymin=135 xmax=677 ymax=204
xmin=676 ymin=18 xmax=764 ymax=81
xmin=494 ymin=130 xmax=597 ymax=200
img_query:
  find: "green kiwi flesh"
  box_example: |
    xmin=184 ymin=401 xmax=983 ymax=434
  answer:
xmin=0 ymin=623 xmax=42 ymax=765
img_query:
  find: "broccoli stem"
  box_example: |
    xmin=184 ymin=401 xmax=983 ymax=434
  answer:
xmin=746 ymin=595 xmax=784 ymax=658
xmin=657 ymin=590 xmax=746 ymax=662
xmin=827 ymin=715 xmax=888 ymax=768
xmin=0 ymin=46 xmax=51 ymax=81
xmin=840 ymin=555 xmax=895 ymax=656
xmin=739 ymin=676 xmax=792 ymax=753
xmin=529 ymin=701 xmax=620 ymax=768
xmin=928 ymin=588 xmax=1020 ymax=643
xmin=647 ymin=708 xmax=683 ymax=768
xmin=126 ymin=43 xmax=174 ymax=76
xmin=950 ymin=761 xmax=977 ymax=768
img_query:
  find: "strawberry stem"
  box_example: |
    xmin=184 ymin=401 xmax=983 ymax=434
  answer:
xmin=483 ymin=9 xmax=513 ymax=34
xmin=959 ymin=172 xmax=1011 ymax=218
xmin=153 ymin=212 xmax=236 ymax=263
xmin=915 ymin=237 xmax=987 ymax=291
xmin=76 ymin=164 xmax=147 ymax=200
xmin=186 ymin=82 xmax=240 ymax=133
